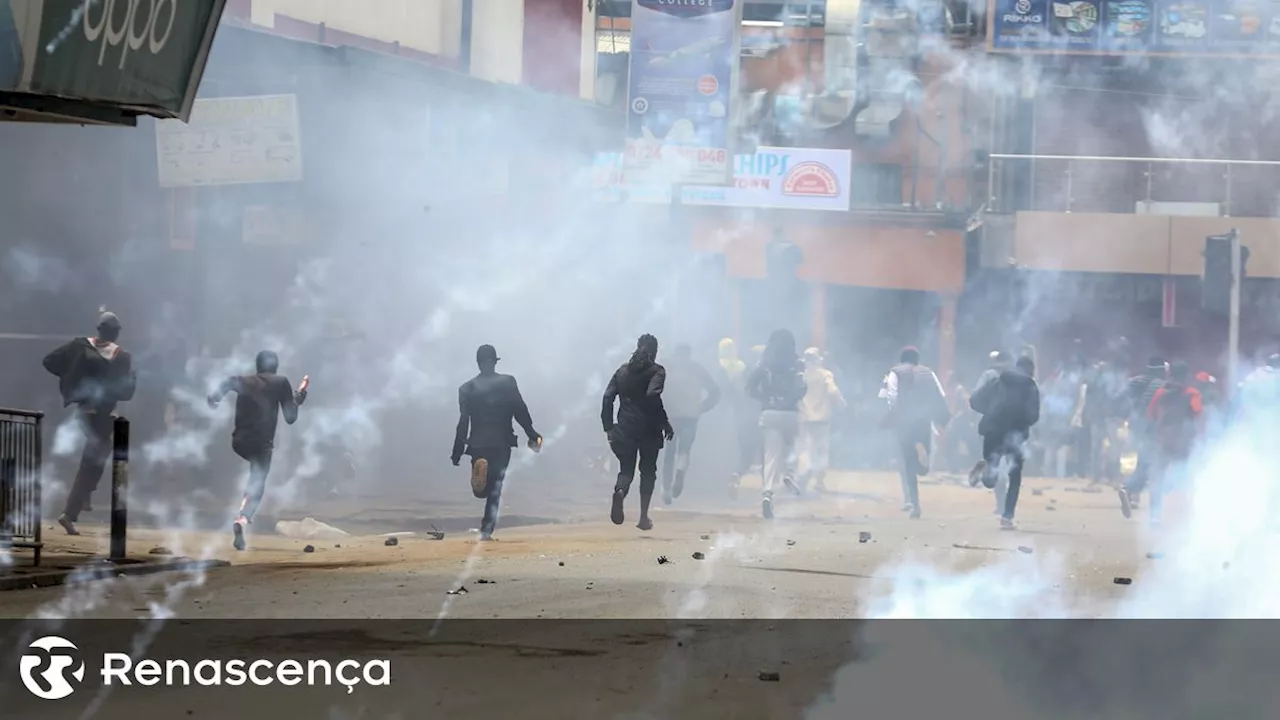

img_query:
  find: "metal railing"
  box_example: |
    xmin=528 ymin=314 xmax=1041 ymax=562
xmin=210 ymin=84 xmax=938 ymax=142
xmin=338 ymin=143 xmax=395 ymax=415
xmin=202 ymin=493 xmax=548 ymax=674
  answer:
xmin=988 ymin=153 xmax=1280 ymax=217
xmin=0 ymin=408 xmax=43 ymax=566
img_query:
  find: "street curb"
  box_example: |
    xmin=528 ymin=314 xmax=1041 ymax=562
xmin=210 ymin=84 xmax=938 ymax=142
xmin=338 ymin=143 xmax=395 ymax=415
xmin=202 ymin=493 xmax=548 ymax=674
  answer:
xmin=0 ymin=558 xmax=231 ymax=591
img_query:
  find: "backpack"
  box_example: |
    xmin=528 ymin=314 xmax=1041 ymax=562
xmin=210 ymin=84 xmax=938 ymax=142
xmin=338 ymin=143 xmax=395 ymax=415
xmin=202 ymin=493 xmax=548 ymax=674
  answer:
xmin=1154 ymin=386 xmax=1196 ymax=448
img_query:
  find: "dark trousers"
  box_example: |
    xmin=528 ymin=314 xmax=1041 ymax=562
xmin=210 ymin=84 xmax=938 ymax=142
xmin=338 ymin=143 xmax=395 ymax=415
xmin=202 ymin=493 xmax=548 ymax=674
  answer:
xmin=612 ymin=435 xmax=661 ymax=499
xmin=896 ymin=421 xmax=932 ymax=510
xmin=233 ymin=439 xmax=273 ymax=522
xmin=63 ymin=409 xmax=114 ymax=522
xmin=983 ymin=432 xmax=1026 ymax=520
xmin=471 ymin=446 xmax=512 ymax=536
xmin=662 ymin=417 xmax=700 ymax=490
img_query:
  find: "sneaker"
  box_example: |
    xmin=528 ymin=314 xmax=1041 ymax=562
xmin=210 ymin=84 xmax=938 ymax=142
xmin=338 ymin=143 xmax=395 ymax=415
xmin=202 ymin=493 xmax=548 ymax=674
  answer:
xmin=57 ymin=514 xmax=80 ymax=536
xmin=1000 ymin=517 xmax=1017 ymax=531
xmin=968 ymin=460 xmax=987 ymax=488
xmin=762 ymin=496 xmax=774 ymax=520
xmin=673 ymin=470 xmax=686 ymax=499
xmin=1117 ymin=489 xmax=1132 ymax=519
xmin=908 ymin=506 xmax=921 ymax=520
xmin=232 ymin=519 xmax=246 ymax=551
xmin=783 ymin=476 xmax=802 ymax=496
xmin=662 ymin=487 xmax=673 ymax=506
xmin=610 ymin=490 xmax=625 ymax=525
xmin=901 ymin=503 xmax=914 ymax=512
xmin=470 ymin=458 xmax=489 ymax=499
xmin=915 ymin=442 xmax=930 ymax=476
xmin=1129 ymin=494 xmax=1141 ymax=510
xmin=478 ymin=532 xmax=495 ymax=542
xmin=636 ymin=517 xmax=653 ymax=531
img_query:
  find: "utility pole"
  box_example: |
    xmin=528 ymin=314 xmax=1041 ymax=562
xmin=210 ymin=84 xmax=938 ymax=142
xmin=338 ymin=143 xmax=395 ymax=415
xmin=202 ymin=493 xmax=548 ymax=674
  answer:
xmin=1228 ymin=227 xmax=1242 ymax=390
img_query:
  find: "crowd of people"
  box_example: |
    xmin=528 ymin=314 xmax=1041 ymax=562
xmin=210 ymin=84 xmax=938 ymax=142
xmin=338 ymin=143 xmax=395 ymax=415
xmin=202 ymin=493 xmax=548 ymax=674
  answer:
xmin=39 ymin=311 xmax=1280 ymax=546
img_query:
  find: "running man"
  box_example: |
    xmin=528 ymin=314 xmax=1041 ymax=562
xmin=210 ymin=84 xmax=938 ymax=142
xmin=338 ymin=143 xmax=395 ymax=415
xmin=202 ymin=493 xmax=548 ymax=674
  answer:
xmin=603 ymin=334 xmax=674 ymax=531
xmin=452 ymin=344 xmax=542 ymax=541
xmin=798 ymin=347 xmax=845 ymax=493
xmin=660 ymin=343 xmax=721 ymax=505
xmin=207 ymin=350 xmax=308 ymax=551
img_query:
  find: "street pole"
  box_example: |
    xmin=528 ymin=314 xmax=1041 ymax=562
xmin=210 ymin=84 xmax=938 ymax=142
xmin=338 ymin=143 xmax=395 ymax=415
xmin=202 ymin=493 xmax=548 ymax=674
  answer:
xmin=1228 ymin=228 xmax=1241 ymax=390
xmin=110 ymin=416 xmax=129 ymax=561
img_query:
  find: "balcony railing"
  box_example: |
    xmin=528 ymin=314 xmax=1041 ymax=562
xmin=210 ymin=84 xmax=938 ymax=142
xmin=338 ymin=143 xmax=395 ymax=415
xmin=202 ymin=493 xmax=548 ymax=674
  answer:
xmin=988 ymin=153 xmax=1280 ymax=218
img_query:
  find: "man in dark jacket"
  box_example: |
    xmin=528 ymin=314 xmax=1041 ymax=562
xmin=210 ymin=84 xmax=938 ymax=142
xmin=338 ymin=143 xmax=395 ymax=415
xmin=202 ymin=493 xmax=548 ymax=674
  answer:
xmin=603 ymin=334 xmax=674 ymax=530
xmin=208 ymin=350 xmax=308 ymax=551
xmin=879 ymin=346 xmax=949 ymax=519
xmin=43 ymin=312 xmax=137 ymax=536
xmin=1115 ymin=357 xmax=1167 ymax=519
xmin=452 ymin=344 xmax=542 ymax=541
xmin=969 ymin=355 xmax=1041 ymax=530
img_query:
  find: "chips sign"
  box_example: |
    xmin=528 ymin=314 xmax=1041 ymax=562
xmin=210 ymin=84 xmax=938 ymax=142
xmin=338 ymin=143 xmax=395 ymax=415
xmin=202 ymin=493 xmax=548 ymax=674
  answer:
xmin=595 ymin=147 xmax=851 ymax=211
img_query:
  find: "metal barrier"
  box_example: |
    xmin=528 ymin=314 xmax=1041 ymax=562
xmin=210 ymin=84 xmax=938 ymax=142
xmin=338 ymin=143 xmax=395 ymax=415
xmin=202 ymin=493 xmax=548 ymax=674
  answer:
xmin=0 ymin=408 xmax=43 ymax=566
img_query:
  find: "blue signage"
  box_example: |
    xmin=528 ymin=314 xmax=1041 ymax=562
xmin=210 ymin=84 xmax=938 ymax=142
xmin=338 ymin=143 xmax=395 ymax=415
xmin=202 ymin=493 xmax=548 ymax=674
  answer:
xmin=624 ymin=0 xmax=741 ymax=185
xmin=989 ymin=0 xmax=1280 ymax=55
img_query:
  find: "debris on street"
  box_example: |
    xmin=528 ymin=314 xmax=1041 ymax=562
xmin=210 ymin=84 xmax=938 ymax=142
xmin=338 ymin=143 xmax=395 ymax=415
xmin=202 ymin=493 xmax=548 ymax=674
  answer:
xmin=692 ymin=552 xmax=705 ymax=560
xmin=476 ymin=579 xmax=494 ymax=584
xmin=700 ymin=535 xmax=710 ymax=540
xmin=447 ymin=586 xmax=469 ymax=595
xmin=302 ymin=545 xmax=316 ymax=553
xmin=385 ymin=537 xmax=399 ymax=547
xmin=1017 ymin=546 xmax=1034 ymax=554
xmin=1031 ymin=489 xmax=1044 ymax=496
xmin=1113 ymin=577 xmax=1133 ymax=586
xmin=786 ymin=540 xmax=796 ymax=547
xmin=148 ymin=547 xmax=173 ymax=556
xmin=657 ymin=556 xmax=671 ymax=565
xmin=859 ymin=532 xmax=872 ymax=543
xmin=758 ymin=671 xmax=780 ymax=682
xmin=1146 ymin=552 xmax=1164 ymax=560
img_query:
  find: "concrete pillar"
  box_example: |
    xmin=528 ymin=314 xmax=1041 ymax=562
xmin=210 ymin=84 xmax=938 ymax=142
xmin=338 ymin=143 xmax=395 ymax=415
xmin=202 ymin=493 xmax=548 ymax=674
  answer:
xmin=472 ymin=0 xmax=525 ymax=84
xmin=810 ymin=281 xmax=827 ymax=350
xmin=580 ymin=0 xmax=598 ymax=101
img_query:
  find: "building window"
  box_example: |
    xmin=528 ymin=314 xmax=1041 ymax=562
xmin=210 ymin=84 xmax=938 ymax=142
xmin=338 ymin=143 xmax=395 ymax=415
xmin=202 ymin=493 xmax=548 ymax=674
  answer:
xmin=851 ymin=163 xmax=903 ymax=206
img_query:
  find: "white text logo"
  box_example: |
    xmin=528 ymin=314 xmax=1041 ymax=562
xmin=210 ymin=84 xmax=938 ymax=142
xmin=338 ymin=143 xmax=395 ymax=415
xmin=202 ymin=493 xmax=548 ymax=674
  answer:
xmin=82 ymin=0 xmax=177 ymax=69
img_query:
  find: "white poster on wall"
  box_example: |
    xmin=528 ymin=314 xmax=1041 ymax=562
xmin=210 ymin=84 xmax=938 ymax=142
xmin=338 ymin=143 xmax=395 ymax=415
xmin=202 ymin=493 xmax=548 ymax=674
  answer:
xmin=155 ymin=94 xmax=303 ymax=188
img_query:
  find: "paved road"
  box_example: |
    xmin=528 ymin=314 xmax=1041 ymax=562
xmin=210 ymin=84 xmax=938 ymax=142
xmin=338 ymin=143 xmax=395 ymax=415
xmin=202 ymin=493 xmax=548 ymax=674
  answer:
xmin=0 ymin=472 xmax=1238 ymax=719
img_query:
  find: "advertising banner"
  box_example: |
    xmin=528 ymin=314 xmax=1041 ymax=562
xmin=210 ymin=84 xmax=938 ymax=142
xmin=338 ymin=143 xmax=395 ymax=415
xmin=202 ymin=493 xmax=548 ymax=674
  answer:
xmin=155 ymin=94 xmax=303 ymax=188
xmin=624 ymin=0 xmax=742 ymax=186
xmin=989 ymin=0 xmax=1280 ymax=56
xmin=596 ymin=147 xmax=851 ymax=211
xmin=28 ymin=0 xmax=225 ymax=120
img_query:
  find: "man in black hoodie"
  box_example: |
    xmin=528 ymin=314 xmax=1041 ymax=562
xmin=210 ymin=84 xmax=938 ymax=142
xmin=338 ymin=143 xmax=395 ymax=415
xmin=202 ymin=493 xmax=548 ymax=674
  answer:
xmin=43 ymin=312 xmax=137 ymax=536
xmin=452 ymin=344 xmax=542 ymax=541
xmin=603 ymin=334 xmax=674 ymax=530
xmin=879 ymin=346 xmax=949 ymax=520
xmin=207 ymin=350 xmax=308 ymax=551
xmin=969 ymin=355 xmax=1041 ymax=530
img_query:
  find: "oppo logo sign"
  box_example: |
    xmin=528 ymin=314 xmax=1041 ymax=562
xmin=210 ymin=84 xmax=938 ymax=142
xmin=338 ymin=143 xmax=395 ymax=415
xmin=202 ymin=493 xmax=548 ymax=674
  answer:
xmin=82 ymin=0 xmax=177 ymax=69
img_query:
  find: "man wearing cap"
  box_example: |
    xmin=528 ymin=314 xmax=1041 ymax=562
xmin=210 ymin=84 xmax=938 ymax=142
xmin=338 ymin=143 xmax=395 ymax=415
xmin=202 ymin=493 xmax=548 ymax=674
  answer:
xmin=452 ymin=344 xmax=542 ymax=541
xmin=42 ymin=311 xmax=136 ymax=535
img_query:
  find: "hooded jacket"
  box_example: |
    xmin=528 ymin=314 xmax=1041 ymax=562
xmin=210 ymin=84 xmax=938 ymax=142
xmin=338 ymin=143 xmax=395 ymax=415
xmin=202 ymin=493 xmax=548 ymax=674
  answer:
xmin=602 ymin=358 xmax=670 ymax=444
xmin=747 ymin=354 xmax=807 ymax=413
xmin=970 ymin=368 xmax=1041 ymax=439
xmin=42 ymin=337 xmax=136 ymax=413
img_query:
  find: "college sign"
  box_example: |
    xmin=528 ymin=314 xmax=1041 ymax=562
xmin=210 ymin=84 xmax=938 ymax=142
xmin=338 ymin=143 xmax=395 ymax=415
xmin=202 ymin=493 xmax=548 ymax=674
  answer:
xmin=9 ymin=0 xmax=225 ymax=121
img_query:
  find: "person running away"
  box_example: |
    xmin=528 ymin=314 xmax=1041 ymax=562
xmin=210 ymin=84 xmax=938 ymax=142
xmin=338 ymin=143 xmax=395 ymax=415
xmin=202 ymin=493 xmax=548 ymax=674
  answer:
xmin=659 ymin=343 xmax=721 ymax=505
xmin=798 ymin=347 xmax=846 ymax=493
xmin=43 ymin=311 xmax=137 ymax=536
xmin=451 ymin=344 xmax=542 ymax=541
xmin=603 ymin=334 xmax=674 ymax=530
xmin=746 ymin=329 xmax=808 ymax=519
xmin=879 ymin=346 xmax=950 ymax=519
xmin=969 ymin=355 xmax=1041 ymax=530
xmin=207 ymin=350 xmax=308 ymax=551
xmin=971 ymin=350 xmax=1012 ymax=512
xmin=1115 ymin=357 xmax=1167 ymax=518
xmin=718 ymin=337 xmax=759 ymax=497
xmin=1143 ymin=361 xmax=1203 ymax=525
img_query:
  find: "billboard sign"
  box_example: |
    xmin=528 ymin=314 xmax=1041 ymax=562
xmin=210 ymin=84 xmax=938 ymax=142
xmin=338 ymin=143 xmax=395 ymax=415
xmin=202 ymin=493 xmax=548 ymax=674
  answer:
xmin=595 ymin=147 xmax=851 ymax=211
xmin=989 ymin=0 xmax=1280 ymax=56
xmin=22 ymin=0 xmax=225 ymax=120
xmin=624 ymin=0 xmax=742 ymax=186
xmin=155 ymin=94 xmax=303 ymax=187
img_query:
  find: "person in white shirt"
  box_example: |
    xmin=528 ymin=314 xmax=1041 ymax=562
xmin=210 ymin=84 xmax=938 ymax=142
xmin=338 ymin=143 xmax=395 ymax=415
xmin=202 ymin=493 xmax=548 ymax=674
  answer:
xmin=878 ymin=346 xmax=950 ymax=519
xmin=660 ymin=344 xmax=722 ymax=505
xmin=798 ymin=348 xmax=846 ymax=493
